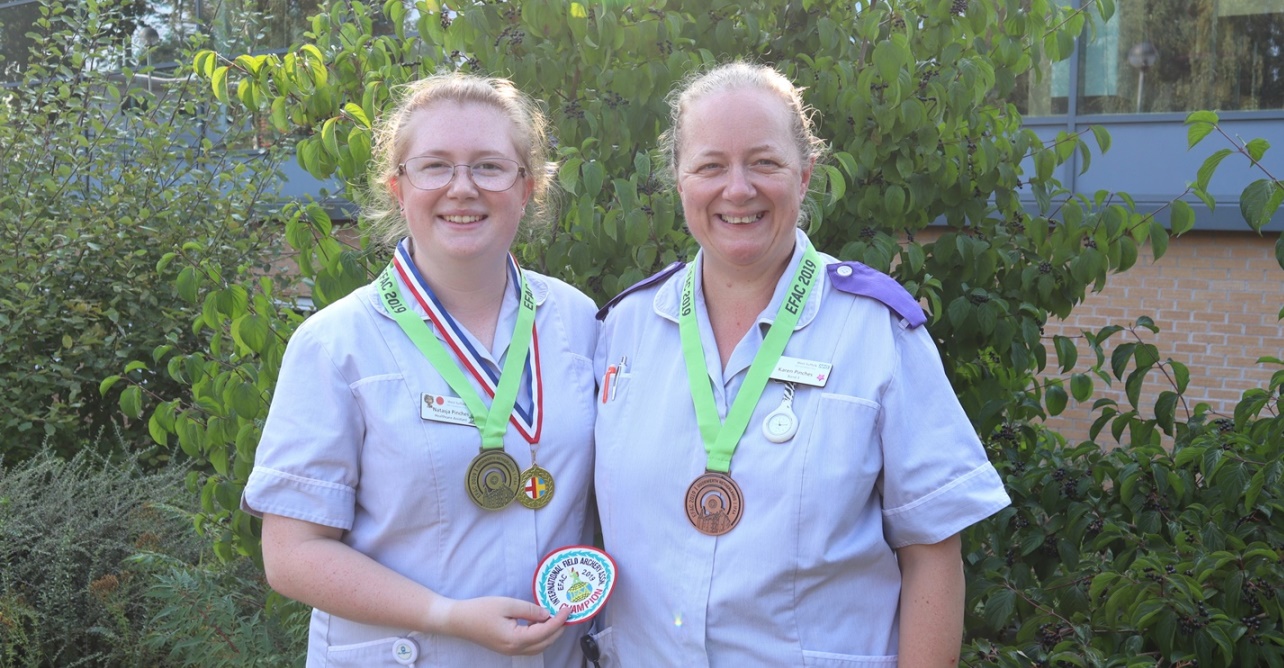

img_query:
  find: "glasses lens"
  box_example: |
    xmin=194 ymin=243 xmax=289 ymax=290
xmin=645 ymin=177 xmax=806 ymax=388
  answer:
xmin=469 ymin=159 xmax=520 ymax=191
xmin=402 ymin=157 xmax=522 ymax=191
xmin=404 ymin=158 xmax=454 ymax=190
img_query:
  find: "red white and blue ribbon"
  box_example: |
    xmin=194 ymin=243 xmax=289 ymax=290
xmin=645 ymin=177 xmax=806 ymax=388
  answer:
xmin=392 ymin=240 xmax=543 ymax=444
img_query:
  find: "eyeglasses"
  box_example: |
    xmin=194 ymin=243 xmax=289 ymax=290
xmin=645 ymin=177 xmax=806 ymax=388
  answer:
xmin=397 ymin=156 xmax=527 ymax=192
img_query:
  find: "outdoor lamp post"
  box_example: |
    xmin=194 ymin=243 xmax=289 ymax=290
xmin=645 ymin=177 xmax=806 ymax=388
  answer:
xmin=1127 ymin=42 xmax=1159 ymax=113
xmin=138 ymin=25 xmax=159 ymax=94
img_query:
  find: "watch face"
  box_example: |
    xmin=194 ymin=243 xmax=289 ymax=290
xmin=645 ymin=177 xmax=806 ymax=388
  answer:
xmin=533 ymin=546 xmax=617 ymax=624
xmin=768 ymin=414 xmax=793 ymax=434
xmin=763 ymin=409 xmax=797 ymax=442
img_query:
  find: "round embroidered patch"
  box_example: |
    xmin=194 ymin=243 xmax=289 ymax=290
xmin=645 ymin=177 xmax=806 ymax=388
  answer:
xmin=532 ymin=545 xmax=617 ymax=625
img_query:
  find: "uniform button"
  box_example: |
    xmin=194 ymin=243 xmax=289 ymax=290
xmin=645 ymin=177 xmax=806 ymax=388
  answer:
xmin=835 ymin=265 xmax=853 ymax=277
xmin=392 ymin=638 xmax=418 ymax=665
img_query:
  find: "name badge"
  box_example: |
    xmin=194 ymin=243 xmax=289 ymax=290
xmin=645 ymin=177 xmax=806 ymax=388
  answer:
xmin=421 ymin=393 xmax=474 ymax=426
xmin=769 ymin=356 xmax=832 ymax=387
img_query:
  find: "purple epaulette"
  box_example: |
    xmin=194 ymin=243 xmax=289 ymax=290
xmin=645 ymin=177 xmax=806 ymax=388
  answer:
xmin=826 ymin=262 xmax=926 ymax=328
xmin=596 ymin=261 xmax=686 ymax=321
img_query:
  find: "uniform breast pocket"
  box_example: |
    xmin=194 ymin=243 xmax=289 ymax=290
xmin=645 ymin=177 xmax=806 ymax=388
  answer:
xmin=796 ymin=393 xmax=884 ymax=541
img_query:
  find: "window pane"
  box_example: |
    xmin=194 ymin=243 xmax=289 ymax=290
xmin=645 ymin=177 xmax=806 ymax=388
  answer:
xmin=1079 ymin=0 xmax=1284 ymax=114
xmin=209 ymin=0 xmax=327 ymax=53
xmin=1 ymin=1 xmax=45 ymax=82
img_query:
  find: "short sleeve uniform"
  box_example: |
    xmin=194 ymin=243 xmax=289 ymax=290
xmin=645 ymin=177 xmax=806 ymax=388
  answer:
xmin=592 ymin=229 xmax=1009 ymax=666
xmin=243 ymin=262 xmax=597 ymax=668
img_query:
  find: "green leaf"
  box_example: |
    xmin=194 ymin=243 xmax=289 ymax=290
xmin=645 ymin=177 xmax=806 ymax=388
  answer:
xmin=1046 ymin=382 xmax=1068 ymax=416
xmin=231 ymin=382 xmax=261 ymax=420
xmin=1155 ymin=390 xmax=1178 ymax=434
xmin=1245 ymin=468 xmax=1266 ymax=509
xmin=342 ymin=102 xmax=370 ymax=129
xmin=1276 ymin=235 xmax=1284 ymax=272
xmin=1245 ymin=138 xmax=1269 ymax=163
xmin=884 ymin=185 xmax=905 ymax=215
xmin=1071 ymin=373 xmax=1093 ymax=402
xmin=624 ymin=209 xmax=648 ymax=246
xmin=1169 ymin=360 xmax=1190 ymax=393
xmin=176 ymin=266 xmax=199 ymax=304
xmin=1170 ymin=200 xmax=1195 ymax=235
xmin=148 ymin=411 xmax=169 ymax=447
xmin=1196 ymin=148 xmax=1233 ymax=191
xmin=1125 ymin=369 xmax=1146 ymax=410
xmin=1054 ymin=335 xmax=1078 ymax=373
xmin=1185 ymin=110 xmax=1218 ymax=148
xmin=1241 ymin=179 xmax=1282 ymax=232
xmin=583 ymin=161 xmax=606 ymax=199
xmin=822 ymin=165 xmax=845 ymax=207
xmin=1111 ymin=342 xmax=1137 ymax=380
xmin=321 ymin=117 xmax=340 ymax=160
xmin=1148 ymin=219 xmax=1169 ymax=259
xmin=873 ymin=39 xmax=903 ymax=85
xmin=119 ymin=386 xmax=143 ymax=420
xmin=99 ymin=375 xmax=122 ymax=397
xmin=558 ymin=157 xmax=583 ymax=195
xmin=983 ymin=588 xmax=1016 ymax=630
xmin=211 ymin=65 xmax=230 ymax=104
xmin=1090 ymin=125 xmax=1111 ymax=154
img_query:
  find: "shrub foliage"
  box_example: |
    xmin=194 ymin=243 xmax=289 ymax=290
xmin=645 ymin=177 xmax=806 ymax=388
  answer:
xmin=0 ymin=0 xmax=286 ymax=463
xmin=0 ymin=443 xmax=193 ymax=666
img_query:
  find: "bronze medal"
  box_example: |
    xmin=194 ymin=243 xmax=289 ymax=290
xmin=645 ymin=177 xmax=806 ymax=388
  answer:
xmin=465 ymin=450 xmax=521 ymax=510
xmin=517 ymin=464 xmax=555 ymax=510
xmin=684 ymin=471 xmax=744 ymax=535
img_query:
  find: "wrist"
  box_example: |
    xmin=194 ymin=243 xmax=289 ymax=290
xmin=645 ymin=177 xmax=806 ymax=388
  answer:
xmin=423 ymin=594 xmax=458 ymax=636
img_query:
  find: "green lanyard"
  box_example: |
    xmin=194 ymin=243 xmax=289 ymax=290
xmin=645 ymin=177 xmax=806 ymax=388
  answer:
xmin=678 ymin=243 xmax=821 ymax=473
xmin=377 ymin=263 xmax=535 ymax=450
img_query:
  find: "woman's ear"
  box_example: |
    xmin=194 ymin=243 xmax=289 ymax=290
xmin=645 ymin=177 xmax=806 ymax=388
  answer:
xmin=799 ymin=156 xmax=816 ymax=200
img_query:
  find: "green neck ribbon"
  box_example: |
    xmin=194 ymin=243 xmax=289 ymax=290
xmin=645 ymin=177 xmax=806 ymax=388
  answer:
xmin=377 ymin=262 xmax=535 ymax=450
xmin=678 ymin=242 xmax=821 ymax=473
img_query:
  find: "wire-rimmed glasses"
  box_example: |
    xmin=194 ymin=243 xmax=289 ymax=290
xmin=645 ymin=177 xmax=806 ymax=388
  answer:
xmin=397 ymin=156 xmax=527 ymax=192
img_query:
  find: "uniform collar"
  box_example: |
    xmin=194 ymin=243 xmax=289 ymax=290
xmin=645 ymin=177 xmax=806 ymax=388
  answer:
xmin=370 ymin=251 xmax=549 ymax=364
xmin=653 ymin=228 xmax=824 ymax=331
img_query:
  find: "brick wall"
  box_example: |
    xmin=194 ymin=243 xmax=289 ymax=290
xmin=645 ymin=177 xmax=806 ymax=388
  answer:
xmin=911 ymin=229 xmax=1283 ymax=442
xmin=1039 ymin=231 xmax=1283 ymax=442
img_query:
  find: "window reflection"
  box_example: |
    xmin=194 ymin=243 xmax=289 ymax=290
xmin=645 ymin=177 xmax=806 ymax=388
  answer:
xmin=0 ymin=1 xmax=43 ymax=81
xmin=1015 ymin=0 xmax=1284 ymax=116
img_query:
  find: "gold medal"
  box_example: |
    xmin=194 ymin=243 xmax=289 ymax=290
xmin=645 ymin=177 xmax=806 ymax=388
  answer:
xmin=517 ymin=464 xmax=555 ymax=510
xmin=684 ymin=471 xmax=744 ymax=535
xmin=465 ymin=450 xmax=521 ymax=510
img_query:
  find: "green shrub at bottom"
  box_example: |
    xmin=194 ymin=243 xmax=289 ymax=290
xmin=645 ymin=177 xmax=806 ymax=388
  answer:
xmin=962 ymin=372 xmax=1284 ymax=667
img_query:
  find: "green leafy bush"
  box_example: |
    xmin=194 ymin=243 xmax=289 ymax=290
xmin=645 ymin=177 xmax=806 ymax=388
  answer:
xmin=0 ymin=436 xmax=307 ymax=667
xmin=129 ymin=545 xmax=309 ymax=667
xmin=0 ymin=440 xmax=194 ymax=666
xmin=0 ymin=0 xmax=286 ymax=463
xmin=963 ymin=353 xmax=1284 ymax=666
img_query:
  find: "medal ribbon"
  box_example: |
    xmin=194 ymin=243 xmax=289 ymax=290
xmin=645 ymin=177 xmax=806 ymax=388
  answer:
xmin=378 ymin=257 xmax=537 ymax=450
xmin=392 ymin=241 xmax=543 ymax=443
xmin=678 ymin=242 xmax=821 ymax=473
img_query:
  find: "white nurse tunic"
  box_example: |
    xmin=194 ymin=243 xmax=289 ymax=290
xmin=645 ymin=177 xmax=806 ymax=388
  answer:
xmin=244 ymin=261 xmax=597 ymax=668
xmin=592 ymin=229 xmax=1010 ymax=667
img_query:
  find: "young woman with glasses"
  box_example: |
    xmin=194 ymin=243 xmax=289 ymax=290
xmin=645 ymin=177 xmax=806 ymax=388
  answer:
xmin=242 ymin=73 xmax=597 ymax=667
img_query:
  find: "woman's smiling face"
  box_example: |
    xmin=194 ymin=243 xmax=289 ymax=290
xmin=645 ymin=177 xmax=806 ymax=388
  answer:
xmin=393 ymin=100 xmax=532 ymax=268
xmin=675 ymin=86 xmax=813 ymax=279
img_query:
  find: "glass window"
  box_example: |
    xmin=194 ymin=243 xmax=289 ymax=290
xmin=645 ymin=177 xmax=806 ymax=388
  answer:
xmin=1 ymin=0 xmax=46 ymax=81
xmin=1080 ymin=0 xmax=1284 ymax=114
xmin=206 ymin=0 xmax=327 ymax=55
xmin=1011 ymin=0 xmax=1284 ymax=116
